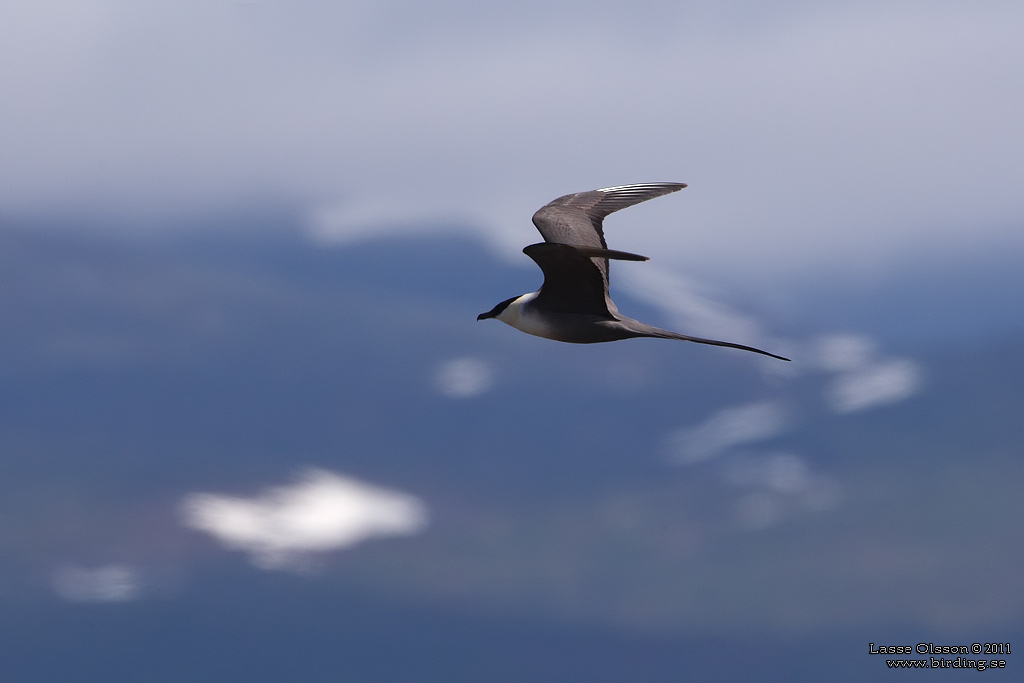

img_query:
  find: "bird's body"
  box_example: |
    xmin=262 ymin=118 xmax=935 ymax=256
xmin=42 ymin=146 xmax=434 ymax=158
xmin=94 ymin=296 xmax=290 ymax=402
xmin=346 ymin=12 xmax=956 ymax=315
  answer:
xmin=478 ymin=183 xmax=789 ymax=361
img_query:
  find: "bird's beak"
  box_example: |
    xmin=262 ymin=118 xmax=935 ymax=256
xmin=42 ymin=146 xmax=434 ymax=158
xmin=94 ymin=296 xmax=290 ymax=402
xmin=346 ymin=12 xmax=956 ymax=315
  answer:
xmin=476 ymin=312 xmax=491 ymax=321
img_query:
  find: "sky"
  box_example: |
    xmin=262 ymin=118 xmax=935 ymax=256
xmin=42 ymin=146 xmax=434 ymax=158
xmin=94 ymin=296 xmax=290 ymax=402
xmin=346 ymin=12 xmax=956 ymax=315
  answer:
xmin=2 ymin=0 xmax=1022 ymax=279
xmin=2 ymin=3 xmax=1023 ymax=679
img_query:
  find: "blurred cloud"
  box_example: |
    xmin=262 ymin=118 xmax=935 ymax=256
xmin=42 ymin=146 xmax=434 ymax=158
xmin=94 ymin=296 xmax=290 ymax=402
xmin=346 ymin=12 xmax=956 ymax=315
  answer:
xmin=181 ymin=469 xmax=428 ymax=570
xmin=665 ymin=400 xmax=789 ymax=464
xmin=723 ymin=452 xmax=811 ymax=494
xmin=812 ymin=334 xmax=876 ymax=372
xmin=809 ymin=333 xmax=924 ymax=412
xmin=0 ymin=1 xmax=1021 ymax=278
xmin=51 ymin=564 xmax=140 ymax=602
xmin=723 ymin=452 xmax=843 ymax=530
xmin=434 ymin=357 xmax=495 ymax=398
xmin=826 ymin=358 xmax=922 ymax=413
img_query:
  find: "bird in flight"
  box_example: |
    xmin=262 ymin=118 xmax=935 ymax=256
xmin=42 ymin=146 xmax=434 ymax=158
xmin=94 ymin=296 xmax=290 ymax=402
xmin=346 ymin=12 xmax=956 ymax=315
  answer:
xmin=477 ymin=183 xmax=790 ymax=361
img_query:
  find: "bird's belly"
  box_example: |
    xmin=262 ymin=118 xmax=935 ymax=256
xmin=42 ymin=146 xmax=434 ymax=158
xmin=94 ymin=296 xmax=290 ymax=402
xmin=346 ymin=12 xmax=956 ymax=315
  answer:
xmin=510 ymin=310 xmax=627 ymax=343
xmin=507 ymin=307 xmax=561 ymax=340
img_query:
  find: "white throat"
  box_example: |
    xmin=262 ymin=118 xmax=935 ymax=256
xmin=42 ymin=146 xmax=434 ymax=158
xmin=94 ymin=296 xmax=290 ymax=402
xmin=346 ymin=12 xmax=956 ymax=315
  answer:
xmin=496 ymin=292 xmax=556 ymax=339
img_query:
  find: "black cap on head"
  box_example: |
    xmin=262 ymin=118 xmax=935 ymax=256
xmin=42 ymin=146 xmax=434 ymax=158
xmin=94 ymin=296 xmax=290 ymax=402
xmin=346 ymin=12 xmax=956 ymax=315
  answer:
xmin=477 ymin=296 xmax=517 ymax=320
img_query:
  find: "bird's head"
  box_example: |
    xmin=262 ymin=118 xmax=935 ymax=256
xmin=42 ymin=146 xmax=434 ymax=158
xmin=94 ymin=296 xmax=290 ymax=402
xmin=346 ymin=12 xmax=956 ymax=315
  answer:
xmin=477 ymin=296 xmax=518 ymax=321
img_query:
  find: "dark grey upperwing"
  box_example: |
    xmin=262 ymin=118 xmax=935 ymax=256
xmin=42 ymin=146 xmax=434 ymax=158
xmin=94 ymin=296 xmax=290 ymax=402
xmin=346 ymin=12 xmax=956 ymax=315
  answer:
xmin=523 ymin=243 xmax=648 ymax=317
xmin=530 ymin=183 xmax=686 ymax=295
xmin=530 ymin=183 xmax=687 ymax=249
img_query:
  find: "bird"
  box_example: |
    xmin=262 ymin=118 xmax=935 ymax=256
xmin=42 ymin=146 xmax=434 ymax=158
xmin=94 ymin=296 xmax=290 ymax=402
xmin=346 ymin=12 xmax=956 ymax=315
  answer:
xmin=477 ymin=183 xmax=790 ymax=361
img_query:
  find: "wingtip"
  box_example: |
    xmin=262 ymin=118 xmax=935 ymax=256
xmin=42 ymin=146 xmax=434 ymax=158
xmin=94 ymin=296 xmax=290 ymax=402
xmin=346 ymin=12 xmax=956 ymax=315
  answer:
xmin=596 ymin=182 xmax=688 ymax=193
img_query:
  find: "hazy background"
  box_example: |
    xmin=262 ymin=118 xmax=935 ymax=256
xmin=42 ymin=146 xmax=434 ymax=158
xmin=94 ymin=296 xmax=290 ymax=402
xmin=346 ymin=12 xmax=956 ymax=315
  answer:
xmin=2 ymin=1 xmax=1023 ymax=680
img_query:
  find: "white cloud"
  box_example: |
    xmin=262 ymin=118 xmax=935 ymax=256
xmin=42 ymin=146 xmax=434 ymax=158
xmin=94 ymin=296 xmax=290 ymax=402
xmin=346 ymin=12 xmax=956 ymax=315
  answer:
xmin=666 ymin=400 xmax=789 ymax=464
xmin=1 ymin=2 xmax=1022 ymax=278
xmin=51 ymin=564 xmax=140 ymax=602
xmin=434 ymin=357 xmax=495 ymax=398
xmin=827 ymin=359 xmax=922 ymax=413
xmin=811 ymin=334 xmax=923 ymax=413
xmin=181 ymin=469 xmax=428 ymax=570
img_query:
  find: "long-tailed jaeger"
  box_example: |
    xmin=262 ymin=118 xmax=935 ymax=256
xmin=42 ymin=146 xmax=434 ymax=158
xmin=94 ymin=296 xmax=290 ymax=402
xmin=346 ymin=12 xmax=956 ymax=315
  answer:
xmin=477 ymin=183 xmax=790 ymax=361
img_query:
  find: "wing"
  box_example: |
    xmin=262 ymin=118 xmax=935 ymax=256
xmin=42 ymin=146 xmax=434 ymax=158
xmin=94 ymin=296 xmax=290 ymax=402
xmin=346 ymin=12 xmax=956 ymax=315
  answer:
xmin=530 ymin=183 xmax=686 ymax=298
xmin=523 ymin=243 xmax=648 ymax=317
xmin=531 ymin=183 xmax=687 ymax=249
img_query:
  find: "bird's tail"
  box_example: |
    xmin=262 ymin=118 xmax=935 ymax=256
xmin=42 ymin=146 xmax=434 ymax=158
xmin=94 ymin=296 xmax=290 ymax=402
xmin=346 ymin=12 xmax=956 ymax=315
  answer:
xmin=624 ymin=321 xmax=791 ymax=361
